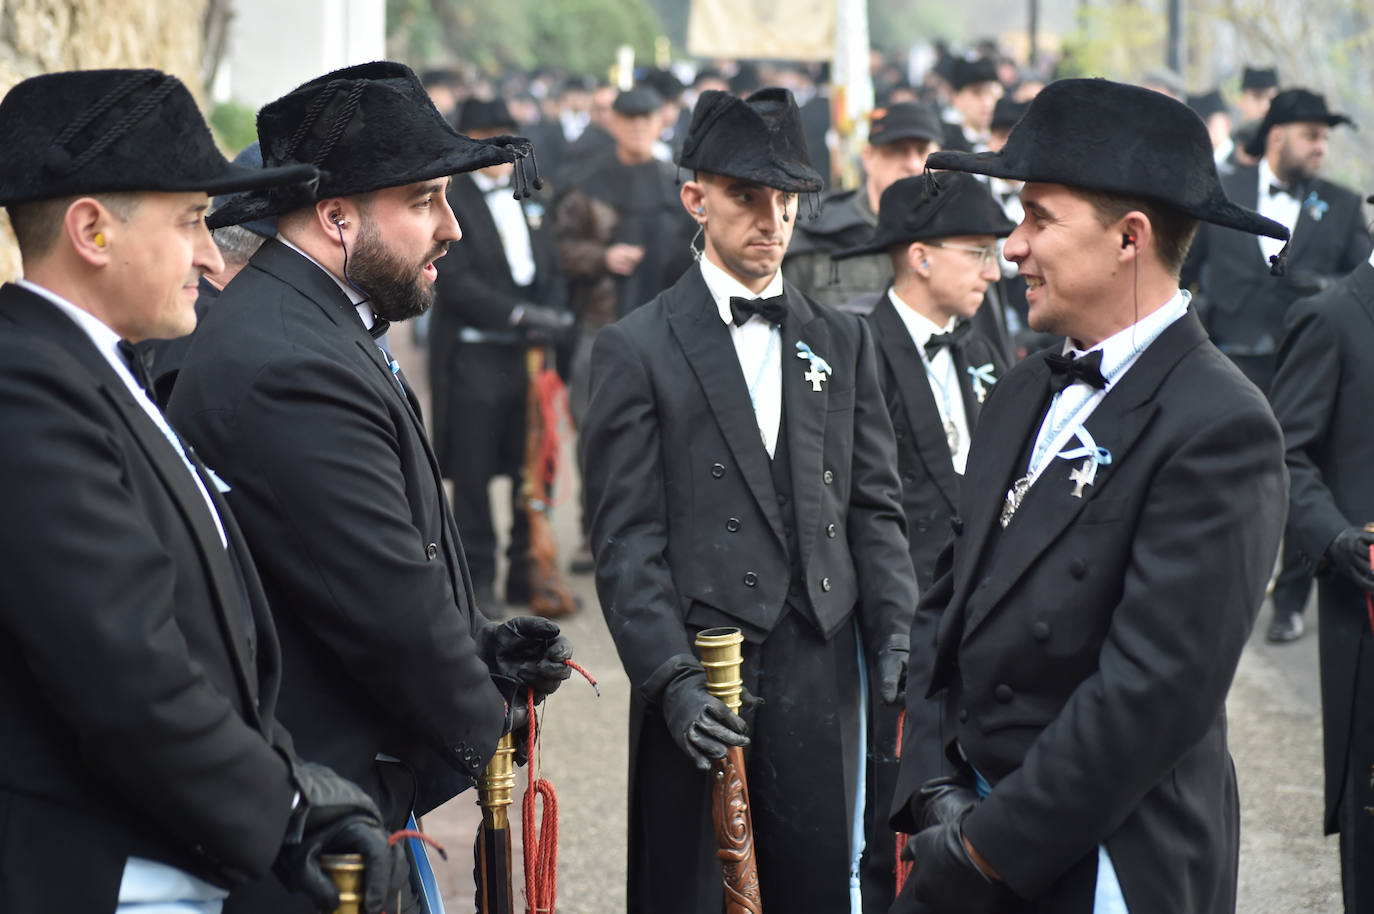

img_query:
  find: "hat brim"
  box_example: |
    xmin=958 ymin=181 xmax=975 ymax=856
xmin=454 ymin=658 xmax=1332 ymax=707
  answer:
xmin=209 ymin=143 xmax=512 ymax=229
xmin=926 ymin=149 xmax=1291 ymax=241
xmin=1243 ymin=113 xmax=1353 ymax=158
xmin=872 ymin=126 xmax=944 ymax=146
xmin=831 ymin=217 xmax=1015 ymax=260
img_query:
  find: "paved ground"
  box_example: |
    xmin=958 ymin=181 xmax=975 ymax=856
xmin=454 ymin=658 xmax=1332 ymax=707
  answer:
xmin=393 ymin=327 xmax=1342 ymax=913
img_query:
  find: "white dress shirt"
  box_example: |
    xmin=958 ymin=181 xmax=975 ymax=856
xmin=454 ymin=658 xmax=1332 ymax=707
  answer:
xmin=700 ymin=257 xmax=784 ymax=457
xmin=888 ymin=290 xmax=972 ymax=474
xmin=1026 ymin=290 xmax=1191 ymax=489
xmin=472 ymin=171 xmax=537 ymax=287
xmin=1256 ymin=158 xmax=1301 ymax=264
xmin=18 ymin=280 xmax=228 ymax=548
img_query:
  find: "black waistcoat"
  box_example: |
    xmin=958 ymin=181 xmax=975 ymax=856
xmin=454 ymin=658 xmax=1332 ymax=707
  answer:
xmin=768 ymin=407 xmax=822 ymax=633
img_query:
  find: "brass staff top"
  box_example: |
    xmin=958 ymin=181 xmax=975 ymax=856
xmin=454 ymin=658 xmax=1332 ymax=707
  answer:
xmin=477 ymin=731 xmax=516 ymax=830
xmin=696 ymin=626 xmax=745 ymax=714
xmin=320 ymin=853 xmax=365 ymax=914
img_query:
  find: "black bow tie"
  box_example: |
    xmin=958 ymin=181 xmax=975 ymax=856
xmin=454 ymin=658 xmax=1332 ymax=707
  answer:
xmin=368 ymin=318 xmax=391 ymax=340
xmin=924 ymin=321 xmax=972 ymax=358
xmin=1046 ymin=350 xmax=1107 ymax=394
xmin=117 ymin=339 xmax=155 ymax=399
xmin=730 ymin=294 xmax=787 ymax=327
xmin=1269 ymin=181 xmax=1306 ymax=199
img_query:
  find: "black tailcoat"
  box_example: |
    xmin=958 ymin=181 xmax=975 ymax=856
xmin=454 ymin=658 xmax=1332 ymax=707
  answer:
xmin=168 ymin=241 xmax=505 ymax=830
xmin=0 ymin=285 xmax=296 ymax=910
xmin=891 ymin=309 xmax=1287 ymax=914
xmin=581 ymin=266 xmax=918 ymax=913
xmin=1182 ymin=163 xmax=1371 ymax=389
xmin=1268 ymin=262 xmax=1374 ymax=834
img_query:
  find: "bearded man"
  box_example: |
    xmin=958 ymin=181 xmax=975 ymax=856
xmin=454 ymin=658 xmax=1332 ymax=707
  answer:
xmin=167 ymin=62 xmax=574 ymax=913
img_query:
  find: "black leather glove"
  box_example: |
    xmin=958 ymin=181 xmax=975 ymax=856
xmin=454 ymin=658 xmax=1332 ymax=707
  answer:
xmin=512 ymin=303 xmax=575 ymax=344
xmin=915 ymin=774 xmax=980 ymax=831
xmin=877 ymin=634 xmax=909 ymax=705
xmin=904 ymin=816 xmax=1019 ymax=914
xmin=1325 ymin=527 xmax=1374 ymax=591
xmin=477 ymin=616 xmax=573 ymax=698
xmin=661 ymin=670 xmax=750 ymax=770
xmin=277 ymin=761 xmax=407 ymax=914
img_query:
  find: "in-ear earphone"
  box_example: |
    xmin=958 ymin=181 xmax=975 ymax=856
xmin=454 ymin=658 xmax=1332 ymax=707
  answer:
xmin=921 ymin=259 xmax=929 ymax=269
xmin=332 ymin=216 xmax=347 ymax=228
xmin=696 ymin=206 xmax=705 ymax=215
xmin=93 ymin=232 xmax=105 ymax=247
xmin=1122 ymin=232 xmax=1136 ymax=249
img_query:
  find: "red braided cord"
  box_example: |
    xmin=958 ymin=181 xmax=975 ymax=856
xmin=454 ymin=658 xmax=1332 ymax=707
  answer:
xmin=532 ymin=361 xmax=572 ymax=504
xmin=893 ymin=709 xmax=914 ymax=894
xmin=523 ymin=691 xmax=559 ymax=913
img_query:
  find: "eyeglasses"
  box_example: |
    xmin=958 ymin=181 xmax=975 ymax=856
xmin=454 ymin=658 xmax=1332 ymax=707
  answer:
xmin=929 ymin=241 xmax=1002 ymax=270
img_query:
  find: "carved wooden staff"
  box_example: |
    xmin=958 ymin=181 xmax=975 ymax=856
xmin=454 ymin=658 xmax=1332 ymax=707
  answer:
xmin=522 ymin=346 xmax=576 ymax=618
xmin=476 ymin=732 xmax=517 ymax=914
xmin=696 ymin=627 xmax=763 ymax=914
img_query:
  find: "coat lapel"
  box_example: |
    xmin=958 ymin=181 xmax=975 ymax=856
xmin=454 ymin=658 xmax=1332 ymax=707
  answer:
xmin=871 ymin=295 xmax=960 ymax=509
xmin=781 ymin=286 xmax=829 ymax=566
xmin=961 ymin=310 xmax=1209 ymax=638
xmin=666 ymin=269 xmax=788 ymax=547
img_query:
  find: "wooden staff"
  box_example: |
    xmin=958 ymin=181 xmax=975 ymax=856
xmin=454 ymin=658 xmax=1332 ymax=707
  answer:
xmin=523 ymin=346 xmax=576 ymax=617
xmin=476 ymin=732 xmax=517 ymax=914
xmin=696 ymin=627 xmax=763 ymax=914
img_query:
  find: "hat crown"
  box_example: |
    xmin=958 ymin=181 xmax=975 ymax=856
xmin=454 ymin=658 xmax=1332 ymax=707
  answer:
xmin=678 ymin=87 xmax=823 ymax=193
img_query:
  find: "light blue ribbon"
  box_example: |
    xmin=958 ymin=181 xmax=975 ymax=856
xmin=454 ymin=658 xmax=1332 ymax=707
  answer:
xmin=795 ymin=340 xmax=832 ymax=376
xmin=967 ymin=362 xmax=997 ymax=400
xmin=1056 ymin=426 xmax=1112 ymax=488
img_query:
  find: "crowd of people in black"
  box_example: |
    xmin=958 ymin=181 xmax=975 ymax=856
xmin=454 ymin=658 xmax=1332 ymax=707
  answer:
xmin=1 ymin=31 xmax=1372 ymax=914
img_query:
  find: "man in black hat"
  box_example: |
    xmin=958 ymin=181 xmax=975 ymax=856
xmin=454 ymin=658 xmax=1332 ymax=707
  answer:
xmin=827 ymin=172 xmax=1012 ymax=914
xmin=940 ymin=57 xmax=1004 ymax=154
xmin=1268 ymin=201 xmax=1374 ymax=913
xmin=429 ymin=97 xmax=572 ymax=617
xmin=784 ymin=101 xmax=944 ymax=309
xmin=1232 ymin=66 xmax=1280 ymax=166
xmin=166 ymin=62 xmax=573 ymax=913
xmin=0 ymin=68 xmax=406 ymax=914
xmin=888 ymin=78 xmax=1288 ymax=914
xmin=580 ymin=86 xmax=918 ymax=913
xmin=1182 ymin=86 xmax=1370 ymax=642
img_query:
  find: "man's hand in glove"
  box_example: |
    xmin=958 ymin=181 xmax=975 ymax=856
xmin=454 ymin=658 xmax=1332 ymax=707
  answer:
xmin=1325 ymin=527 xmax=1374 ymax=591
xmin=511 ymin=303 xmax=575 ymax=344
xmin=661 ymin=671 xmax=750 ymax=770
xmin=902 ymin=814 xmax=1018 ymax=914
xmin=477 ymin=616 xmax=573 ymax=699
xmin=877 ymin=634 xmax=909 ymax=705
xmin=277 ymin=761 xmax=407 ymax=914
xmin=914 ymin=774 xmax=980 ymax=831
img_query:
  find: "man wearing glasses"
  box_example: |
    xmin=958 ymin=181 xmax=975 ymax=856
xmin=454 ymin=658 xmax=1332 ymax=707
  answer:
xmin=830 ymin=172 xmax=1012 ymax=912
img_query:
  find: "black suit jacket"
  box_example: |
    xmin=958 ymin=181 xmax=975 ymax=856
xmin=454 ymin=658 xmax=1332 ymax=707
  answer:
xmin=892 ymin=309 xmax=1287 ymax=913
xmin=1183 ymin=163 xmax=1371 ymax=357
xmin=0 ymin=284 xmax=296 ymax=910
xmin=581 ymin=266 xmax=917 ymax=689
xmin=168 ymin=241 xmax=505 ymax=824
xmin=428 ymin=174 xmax=567 ymax=475
xmin=867 ymin=294 xmax=1008 ymax=592
xmin=1268 ymin=261 xmax=1374 ymax=832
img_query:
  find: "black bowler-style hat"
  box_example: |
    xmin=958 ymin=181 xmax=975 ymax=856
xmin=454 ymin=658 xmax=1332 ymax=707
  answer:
xmin=926 ymin=77 xmax=1289 ymax=242
xmin=0 ymin=68 xmax=317 ymax=208
xmin=991 ymin=97 xmax=1029 ymax=131
xmin=210 ymin=61 xmax=529 ymax=229
xmin=212 ymin=143 xmax=279 ymax=239
xmin=949 ymin=57 xmax=1000 ymax=92
xmin=831 ymin=172 xmax=1015 ymax=261
xmin=869 ymin=102 xmax=944 ymax=146
xmin=1187 ymin=89 xmax=1229 ymax=120
xmin=677 ymin=87 xmax=823 ymax=194
xmin=1242 ymin=87 xmax=1353 ymax=157
xmin=457 ymin=98 xmax=517 ymax=134
xmin=612 ymin=86 xmax=664 ymax=117
xmin=1241 ymin=66 xmax=1279 ymax=91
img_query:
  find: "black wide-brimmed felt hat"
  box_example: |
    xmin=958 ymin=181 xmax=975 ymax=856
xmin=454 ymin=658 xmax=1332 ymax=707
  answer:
xmin=212 ymin=143 xmax=279 ymax=239
xmin=1187 ymin=89 xmax=1228 ymax=120
xmin=925 ymin=77 xmax=1289 ymax=242
xmin=869 ymin=102 xmax=944 ymax=146
xmin=832 ymin=172 xmax=1015 ymax=260
xmin=1242 ymin=87 xmax=1353 ymax=157
xmin=210 ymin=61 xmax=531 ymax=229
xmin=457 ymin=98 xmax=517 ymax=134
xmin=0 ymin=68 xmax=318 ymax=208
xmin=991 ymin=97 xmax=1028 ymax=131
xmin=677 ymin=87 xmax=823 ymax=193
xmin=1241 ymin=66 xmax=1279 ymax=91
